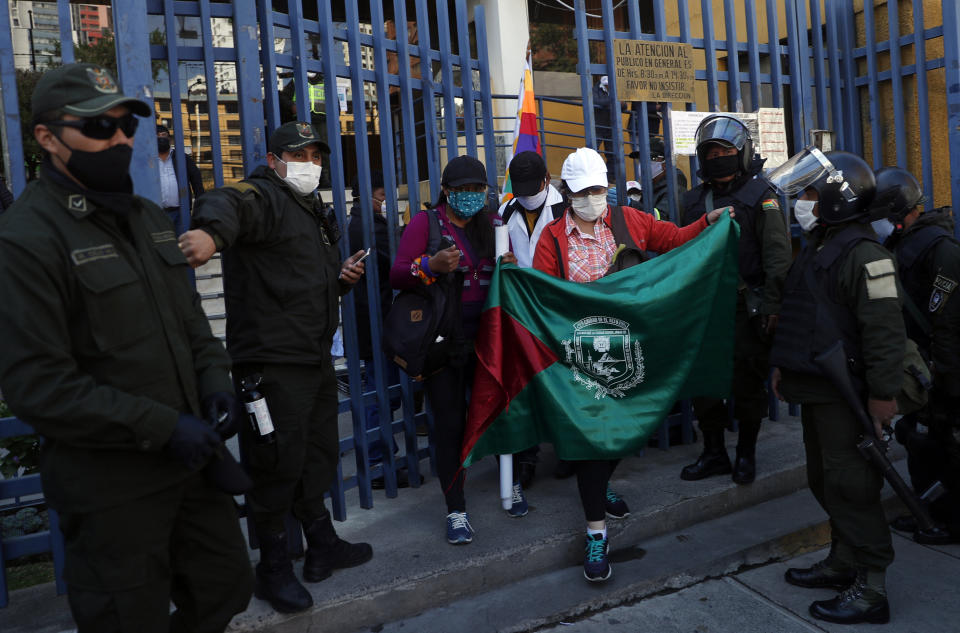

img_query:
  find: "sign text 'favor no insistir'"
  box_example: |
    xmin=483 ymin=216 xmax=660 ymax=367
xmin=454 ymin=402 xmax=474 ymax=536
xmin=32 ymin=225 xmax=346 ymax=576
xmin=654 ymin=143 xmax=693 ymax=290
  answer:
xmin=614 ymin=40 xmax=695 ymax=102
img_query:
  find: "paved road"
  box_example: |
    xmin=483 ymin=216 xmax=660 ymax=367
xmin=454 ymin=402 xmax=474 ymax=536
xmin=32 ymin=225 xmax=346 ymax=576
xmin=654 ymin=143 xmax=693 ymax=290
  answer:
xmin=538 ymin=534 xmax=960 ymax=633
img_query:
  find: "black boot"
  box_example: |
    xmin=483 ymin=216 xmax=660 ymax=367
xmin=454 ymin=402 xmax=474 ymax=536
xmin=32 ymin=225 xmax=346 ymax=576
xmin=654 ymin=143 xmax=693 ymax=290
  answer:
xmin=302 ymin=512 xmax=373 ymax=582
xmin=254 ymin=531 xmax=313 ymax=614
xmin=680 ymin=428 xmax=731 ymax=481
xmin=809 ymin=569 xmax=890 ymax=625
xmin=732 ymin=420 xmax=761 ymax=485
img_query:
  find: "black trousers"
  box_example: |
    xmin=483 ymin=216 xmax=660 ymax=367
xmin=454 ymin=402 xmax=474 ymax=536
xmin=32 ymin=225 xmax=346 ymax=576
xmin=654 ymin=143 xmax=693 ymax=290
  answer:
xmin=60 ymin=473 xmax=252 ymax=633
xmin=236 ymin=361 xmax=340 ymax=536
xmin=575 ymin=459 xmax=620 ymax=522
xmin=424 ymin=359 xmax=475 ymax=513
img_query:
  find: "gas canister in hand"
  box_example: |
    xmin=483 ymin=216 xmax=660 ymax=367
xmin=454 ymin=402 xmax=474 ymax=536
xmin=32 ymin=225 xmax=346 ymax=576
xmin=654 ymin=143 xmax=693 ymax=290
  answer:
xmin=239 ymin=374 xmax=276 ymax=444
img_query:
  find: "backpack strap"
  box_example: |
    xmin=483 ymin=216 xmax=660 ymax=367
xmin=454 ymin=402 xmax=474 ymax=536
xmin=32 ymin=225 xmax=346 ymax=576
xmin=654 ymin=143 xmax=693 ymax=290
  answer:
xmin=501 ymin=198 xmax=522 ymax=225
xmin=549 ymin=200 xmax=566 ymax=220
xmin=426 ymin=207 xmax=443 ymax=255
xmin=608 ymin=206 xmax=641 ymax=250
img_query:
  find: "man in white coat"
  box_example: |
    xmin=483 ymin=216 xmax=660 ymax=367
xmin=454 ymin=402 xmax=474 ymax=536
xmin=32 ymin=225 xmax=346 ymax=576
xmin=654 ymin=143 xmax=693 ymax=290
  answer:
xmin=497 ymin=150 xmax=568 ymax=488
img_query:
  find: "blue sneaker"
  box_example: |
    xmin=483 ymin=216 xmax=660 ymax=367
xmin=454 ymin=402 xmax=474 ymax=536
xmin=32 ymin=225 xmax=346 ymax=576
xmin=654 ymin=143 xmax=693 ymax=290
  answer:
xmin=605 ymin=487 xmax=630 ymax=519
xmin=507 ymin=482 xmax=528 ymax=518
xmin=446 ymin=511 xmax=474 ymax=544
xmin=583 ymin=533 xmax=612 ymax=582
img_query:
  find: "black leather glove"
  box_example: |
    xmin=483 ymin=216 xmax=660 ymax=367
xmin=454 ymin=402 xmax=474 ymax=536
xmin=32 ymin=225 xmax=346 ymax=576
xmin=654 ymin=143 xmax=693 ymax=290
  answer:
xmin=202 ymin=391 xmax=244 ymax=440
xmin=166 ymin=413 xmax=221 ymax=470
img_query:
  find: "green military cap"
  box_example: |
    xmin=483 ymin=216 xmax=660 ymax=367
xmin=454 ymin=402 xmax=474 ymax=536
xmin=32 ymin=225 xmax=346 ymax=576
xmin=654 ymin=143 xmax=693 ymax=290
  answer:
xmin=31 ymin=63 xmax=151 ymax=119
xmin=268 ymin=121 xmax=331 ymax=156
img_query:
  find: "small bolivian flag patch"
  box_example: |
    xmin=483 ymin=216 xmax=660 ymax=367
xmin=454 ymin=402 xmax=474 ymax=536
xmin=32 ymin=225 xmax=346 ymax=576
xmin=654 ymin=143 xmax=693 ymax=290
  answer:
xmin=762 ymin=199 xmax=780 ymax=211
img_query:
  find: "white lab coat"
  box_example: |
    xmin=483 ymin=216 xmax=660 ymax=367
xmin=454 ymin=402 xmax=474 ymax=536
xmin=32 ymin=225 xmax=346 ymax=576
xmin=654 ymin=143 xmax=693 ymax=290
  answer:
xmin=497 ymin=184 xmax=565 ymax=269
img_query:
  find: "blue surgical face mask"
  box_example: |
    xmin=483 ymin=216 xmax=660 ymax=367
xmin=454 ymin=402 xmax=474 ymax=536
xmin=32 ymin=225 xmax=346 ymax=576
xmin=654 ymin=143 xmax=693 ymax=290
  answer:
xmin=447 ymin=190 xmax=486 ymax=219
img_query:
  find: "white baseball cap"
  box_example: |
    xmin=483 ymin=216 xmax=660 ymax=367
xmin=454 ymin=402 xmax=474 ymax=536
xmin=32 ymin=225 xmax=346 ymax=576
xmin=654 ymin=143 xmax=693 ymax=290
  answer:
xmin=561 ymin=147 xmax=608 ymax=193
xmin=626 ymin=180 xmax=642 ymax=193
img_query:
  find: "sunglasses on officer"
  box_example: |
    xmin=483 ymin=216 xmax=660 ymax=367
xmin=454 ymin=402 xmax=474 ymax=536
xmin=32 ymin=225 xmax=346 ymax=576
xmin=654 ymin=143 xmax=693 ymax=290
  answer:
xmin=46 ymin=113 xmax=140 ymax=140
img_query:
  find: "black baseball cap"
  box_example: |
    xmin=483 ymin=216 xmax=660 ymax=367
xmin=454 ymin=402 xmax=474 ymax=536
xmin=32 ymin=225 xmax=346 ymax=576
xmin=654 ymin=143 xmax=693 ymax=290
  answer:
xmin=441 ymin=155 xmax=487 ymax=188
xmin=268 ymin=121 xmax=331 ymax=155
xmin=509 ymin=151 xmax=548 ymax=196
xmin=31 ymin=63 xmax=151 ymax=119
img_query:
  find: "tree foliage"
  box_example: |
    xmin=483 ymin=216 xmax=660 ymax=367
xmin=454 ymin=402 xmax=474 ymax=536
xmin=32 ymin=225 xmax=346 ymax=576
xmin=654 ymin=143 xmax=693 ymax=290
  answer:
xmin=530 ymin=23 xmax=578 ymax=73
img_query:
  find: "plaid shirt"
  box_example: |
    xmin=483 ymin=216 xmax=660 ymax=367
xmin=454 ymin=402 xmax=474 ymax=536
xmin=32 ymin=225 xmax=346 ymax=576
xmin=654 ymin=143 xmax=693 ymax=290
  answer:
xmin=565 ymin=209 xmax=617 ymax=283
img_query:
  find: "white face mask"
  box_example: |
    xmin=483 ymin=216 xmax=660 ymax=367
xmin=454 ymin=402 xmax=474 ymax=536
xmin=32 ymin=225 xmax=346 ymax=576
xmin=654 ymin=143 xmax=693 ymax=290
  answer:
xmin=570 ymin=193 xmax=607 ymax=222
xmin=277 ymin=159 xmax=322 ymax=196
xmin=516 ymin=187 xmax=548 ymax=211
xmin=793 ymin=199 xmax=819 ymax=231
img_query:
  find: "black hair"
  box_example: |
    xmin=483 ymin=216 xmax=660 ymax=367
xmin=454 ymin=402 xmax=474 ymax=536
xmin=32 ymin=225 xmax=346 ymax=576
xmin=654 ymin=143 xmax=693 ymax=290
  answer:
xmin=464 ymin=208 xmax=495 ymax=260
xmin=156 ymin=124 xmax=170 ymax=135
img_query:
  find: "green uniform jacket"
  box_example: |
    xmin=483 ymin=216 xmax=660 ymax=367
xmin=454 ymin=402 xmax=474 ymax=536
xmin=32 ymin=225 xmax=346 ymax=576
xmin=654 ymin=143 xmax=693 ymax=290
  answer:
xmin=0 ymin=166 xmax=232 ymax=513
xmin=894 ymin=212 xmax=960 ymax=397
xmin=191 ymin=166 xmax=344 ymax=367
xmin=780 ymin=226 xmax=905 ymax=403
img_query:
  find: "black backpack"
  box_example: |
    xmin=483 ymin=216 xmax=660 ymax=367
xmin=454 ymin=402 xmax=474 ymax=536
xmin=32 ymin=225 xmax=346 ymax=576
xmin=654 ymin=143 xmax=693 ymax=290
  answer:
xmin=382 ymin=209 xmax=465 ymax=381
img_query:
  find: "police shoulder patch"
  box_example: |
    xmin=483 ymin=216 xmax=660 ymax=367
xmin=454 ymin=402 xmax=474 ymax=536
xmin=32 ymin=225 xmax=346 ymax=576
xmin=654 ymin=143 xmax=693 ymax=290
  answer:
xmin=761 ymin=198 xmax=780 ymax=212
xmin=864 ymin=258 xmax=898 ymax=300
xmin=933 ymin=274 xmax=958 ymax=294
xmin=223 ymin=182 xmax=259 ymax=196
xmin=930 ymin=274 xmax=957 ymax=313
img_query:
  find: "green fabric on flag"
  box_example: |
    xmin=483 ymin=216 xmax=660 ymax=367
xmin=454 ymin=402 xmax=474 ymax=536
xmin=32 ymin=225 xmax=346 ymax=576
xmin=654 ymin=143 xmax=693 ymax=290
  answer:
xmin=463 ymin=213 xmax=741 ymax=466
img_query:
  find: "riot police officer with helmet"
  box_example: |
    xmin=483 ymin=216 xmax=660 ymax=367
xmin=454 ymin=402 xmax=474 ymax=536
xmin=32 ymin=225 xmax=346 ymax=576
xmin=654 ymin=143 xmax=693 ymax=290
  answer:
xmin=679 ymin=114 xmax=791 ymax=485
xmin=872 ymin=167 xmax=960 ymax=540
xmin=768 ymin=149 xmax=904 ymax=625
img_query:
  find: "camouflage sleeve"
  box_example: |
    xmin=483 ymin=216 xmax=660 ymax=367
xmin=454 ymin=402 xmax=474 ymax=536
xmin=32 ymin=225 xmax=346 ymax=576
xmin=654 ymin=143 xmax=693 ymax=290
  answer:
xmin=926 ymin=240 xmax=960 ymax=397
xmin=756 ymin=196 xmax=792 ymax=316
xmin=840 ymin=242 xmax=906 ymax=399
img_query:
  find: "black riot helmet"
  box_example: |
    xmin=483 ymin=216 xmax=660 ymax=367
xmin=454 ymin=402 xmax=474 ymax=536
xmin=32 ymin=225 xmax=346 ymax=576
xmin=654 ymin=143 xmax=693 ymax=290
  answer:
xmin=869 ymin=167 xmax=924 ymax=222
xmin=765 ymin=148 xmax=875 ymax=225
xmin=694 ymin=114 xmax=754 ymax=174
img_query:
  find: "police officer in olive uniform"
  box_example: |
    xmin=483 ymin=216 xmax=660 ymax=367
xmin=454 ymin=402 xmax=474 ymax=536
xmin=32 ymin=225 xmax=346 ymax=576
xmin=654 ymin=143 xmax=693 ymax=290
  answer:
xmin=873 ymin=168 xmax=960 ymax=539
xmin=178 ymin=121 xmax=371 ymax=614
xmin=0 ymin=63 xmax=253 ymax=632
xmin=679 ymin=115 xmax=791 ymax=484
xmin=769 ymin=150 xmax=902 ymax=625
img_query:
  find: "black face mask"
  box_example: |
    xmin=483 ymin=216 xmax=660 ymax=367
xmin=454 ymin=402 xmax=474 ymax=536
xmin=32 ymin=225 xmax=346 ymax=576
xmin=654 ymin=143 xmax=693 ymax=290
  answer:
xmin=59 ymin=137 xmax=134 ymax=193
xmin=157 ymin=137 xmax=171 ymax=154
xmin=703 ymin=154 xmax=740 ymax=181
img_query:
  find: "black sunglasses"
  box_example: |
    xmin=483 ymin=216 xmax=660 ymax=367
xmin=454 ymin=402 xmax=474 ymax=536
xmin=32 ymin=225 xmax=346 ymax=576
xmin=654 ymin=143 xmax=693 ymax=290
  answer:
xmin=47 ymin=113 xmax=139 ymax=140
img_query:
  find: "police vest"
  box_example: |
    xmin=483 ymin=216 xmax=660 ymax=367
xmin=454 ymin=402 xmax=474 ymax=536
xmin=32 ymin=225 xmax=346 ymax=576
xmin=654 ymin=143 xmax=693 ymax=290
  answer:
xmin=770 ymin=223 xmax=877 ymax=377
xmin=894 ymin=225 xmax=953 ymax=342
xmin=682 ymin=175 xmax=770 ymax=288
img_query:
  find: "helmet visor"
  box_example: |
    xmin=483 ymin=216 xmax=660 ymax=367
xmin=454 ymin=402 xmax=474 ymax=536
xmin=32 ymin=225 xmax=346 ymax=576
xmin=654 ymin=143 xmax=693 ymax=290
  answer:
xmin=763 ymin=146 xmax=836 ymax=197
xmin=696 ymin=116 xmax=749 ymax=151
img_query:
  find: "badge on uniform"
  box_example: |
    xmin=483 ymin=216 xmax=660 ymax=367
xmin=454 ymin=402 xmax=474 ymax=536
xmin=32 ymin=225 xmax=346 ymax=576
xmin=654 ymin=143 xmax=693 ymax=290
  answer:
xmin=761 ymin=198 xmax=780 ymax=212
xmin=929 ymin=274 xmax=957 ymax=313
xmin=68 ymin=195 xmax=87 ymax=213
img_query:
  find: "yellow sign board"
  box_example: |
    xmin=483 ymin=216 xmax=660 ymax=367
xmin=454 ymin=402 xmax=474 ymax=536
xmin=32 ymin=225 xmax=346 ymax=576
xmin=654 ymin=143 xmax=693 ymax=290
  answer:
xmin=613 ymin=39 xmax=695 ymax=102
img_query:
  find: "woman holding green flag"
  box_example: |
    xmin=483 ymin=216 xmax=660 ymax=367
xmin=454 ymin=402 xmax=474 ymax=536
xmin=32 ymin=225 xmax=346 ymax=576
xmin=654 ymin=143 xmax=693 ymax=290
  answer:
xmin=533 ymin=147 xmax=730 ymax=582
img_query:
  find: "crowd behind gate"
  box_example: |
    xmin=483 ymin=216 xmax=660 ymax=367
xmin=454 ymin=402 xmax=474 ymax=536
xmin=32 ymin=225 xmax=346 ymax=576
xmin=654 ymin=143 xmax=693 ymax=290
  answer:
xmin=0 ymin=63 xmax=957 ymax=631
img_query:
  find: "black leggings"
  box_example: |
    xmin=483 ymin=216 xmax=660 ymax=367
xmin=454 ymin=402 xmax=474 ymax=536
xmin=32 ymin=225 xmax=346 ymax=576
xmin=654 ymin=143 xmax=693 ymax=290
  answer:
xmin=424 ymin=359 xmax=475 ymax=513
xmin=575 ymin=459 xmax=620 ymax=522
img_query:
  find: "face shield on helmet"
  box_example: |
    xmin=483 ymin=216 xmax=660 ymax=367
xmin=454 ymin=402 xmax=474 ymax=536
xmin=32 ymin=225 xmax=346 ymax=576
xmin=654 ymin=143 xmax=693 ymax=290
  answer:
xmin=695 ymin=115 xmax=753 ymax=177
xmin=764 ymin=146 xmax=857 ymax=203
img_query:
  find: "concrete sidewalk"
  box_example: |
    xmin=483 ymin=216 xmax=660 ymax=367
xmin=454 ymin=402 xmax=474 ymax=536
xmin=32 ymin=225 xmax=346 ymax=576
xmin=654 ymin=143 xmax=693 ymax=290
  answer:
xmin=2 ymin=405 xmax=923 ymax=633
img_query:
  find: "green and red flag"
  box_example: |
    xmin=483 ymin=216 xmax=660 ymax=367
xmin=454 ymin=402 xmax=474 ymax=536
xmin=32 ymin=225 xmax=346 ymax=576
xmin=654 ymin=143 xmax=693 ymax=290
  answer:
xmin=462 ymin=214 xmax=741 ymax=466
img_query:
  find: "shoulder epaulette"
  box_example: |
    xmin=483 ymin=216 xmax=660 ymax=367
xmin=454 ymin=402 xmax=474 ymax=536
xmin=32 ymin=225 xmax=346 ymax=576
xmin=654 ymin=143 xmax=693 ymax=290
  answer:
xmin=222 ymin=182 xmax=260 ymax=197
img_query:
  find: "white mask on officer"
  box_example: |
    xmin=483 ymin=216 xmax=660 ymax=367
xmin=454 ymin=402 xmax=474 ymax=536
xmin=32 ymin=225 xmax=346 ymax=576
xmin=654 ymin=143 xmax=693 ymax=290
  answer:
xmin=277 ymin=158 xmax=323 ymax=196
xmin=793 ymin=199 xmax=819 ymax=231
xmin=570 ymin=193 xmax=607 ymax=222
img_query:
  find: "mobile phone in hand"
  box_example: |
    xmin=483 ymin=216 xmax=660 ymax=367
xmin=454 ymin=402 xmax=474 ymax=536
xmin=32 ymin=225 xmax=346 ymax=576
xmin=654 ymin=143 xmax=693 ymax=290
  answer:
xmin=355 ymin=247 xmax=372 ymax=264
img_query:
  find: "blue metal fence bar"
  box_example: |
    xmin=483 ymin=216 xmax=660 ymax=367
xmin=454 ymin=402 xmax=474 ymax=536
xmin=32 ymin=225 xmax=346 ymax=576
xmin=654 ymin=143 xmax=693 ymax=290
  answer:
xmin=0 ymin=3 xmax=25 ymax=196
xmin=369 ymin=1 xmax=400 ymax=269
xmin=625 ymin=0 xmax=652 ymax=208
xmin=473 ymin=4 xmax=499 ymax=195
xmin=887 ymin=0 xmax=907 ymax=168
xmin=197 ymin=0 xmax=224 ymax=188
xmin=161 ymin=0 xmax=190 ymax=222
xmin=574 ymin=0 xmax=597 ymax=150
xmin=794 ymin=0 xmax=813 ymax=138
xmin=764 ymin=0 xmax=784 ymax=109
xmin=414 ymin=0 xmax=442 ymax=196
xmin=232 ymin=0 xmax=267 ymax=175
xmin=722 ymin=0 xmax=742 ymax=111
xmin=861 ymin=0 xmax=882 ymax=166
xmin=676 ymin=0 xmax=700 ymax=192
xmin=783 ymin=0 xmax=807 ymax=151
xmin=743 ymin=0 xmax=762 ymax=112
xmin=652 ymin=0 xmax=679 ymax=222
xmin=113 ymin=1 xmax=161 ymax=202
xmin=56 ymin=1 xmax=73 ymax=64
xmin=943 ymin=0 xmax=960 ymax=235
xmin=809 ymin=0 xmax=828 ymax=129
xmin=824 ymin=0 xmax=845 ymax=142
xmin=256 ymin=2 xmax=281 ymax=134
xmin=454 ymin=0 xmax=478 ymax=158
xmin=345 ymin=0 xmax=400 ymax=501
xmin=435 ymin=1 xmax=460 ymax=161
xmin=840 ymin=0 xmax=862 ymax=153
xmin=600 ymin=0 xmax=626 ymax=198
xmin=392 ymin=0 xmax=423 ymax=215
xmin=287 ymin=0 xmax=310 ymax=124
xmin=912 ymin=0 xmax=934 ymax=208
xmin=699 ymin=0 xmax=721 ymax=111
